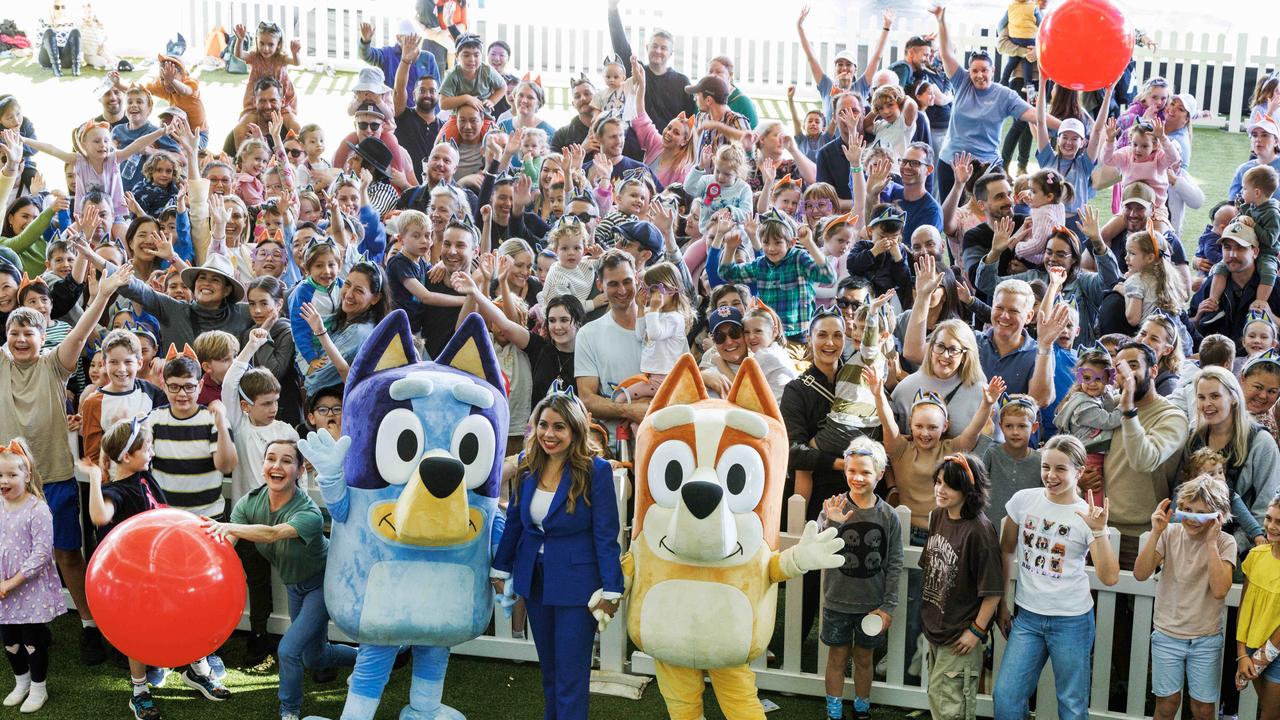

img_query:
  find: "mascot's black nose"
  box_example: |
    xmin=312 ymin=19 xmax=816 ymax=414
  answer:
xmin=681 ymin=481 xmax=723 ymax=520
xmin=420 ymin=456 xmax=465 ymax=498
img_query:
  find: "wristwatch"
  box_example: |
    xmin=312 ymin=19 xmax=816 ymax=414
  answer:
xmin=1122 ymin=407 xmax=1139 ymax=419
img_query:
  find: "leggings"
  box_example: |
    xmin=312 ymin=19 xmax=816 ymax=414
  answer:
xmin=2 ymin=624 xmax=51 ymax=683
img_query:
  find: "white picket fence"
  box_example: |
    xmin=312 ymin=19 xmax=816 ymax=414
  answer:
xmin=160 ymin=0 xmax=1280 ymax=133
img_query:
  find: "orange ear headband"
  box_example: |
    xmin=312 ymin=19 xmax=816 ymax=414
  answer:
xmin=771 ymin=173 xmax=797 ymax=192
xmin=17 ymin=272 xmax=47 ymax=298
xmin=521 ymin=72 xmax=543 ymax=88
xmin=0 ymin=439 xmax=27 ymax=459
xmin=164 ymin=343 xmax=198 ymax=362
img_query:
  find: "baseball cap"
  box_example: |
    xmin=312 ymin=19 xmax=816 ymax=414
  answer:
xmin=834 ymin=49 xmax=858 ymax=67
xmin=1254 ymin=116 xmax=1280 ymax=139
xmin=1173 ymin=92 xmax=1200 ymax=118
xmin=616 ymin=221 xmax=664 ymax=257
xmin=1121 ymin=182 xmax=1156 ymax=209
xmin=353 ymin=101 xmax=386 ymax=120
xmin=707 ymin=305 xmax=744 ymax=334
xmin=1058 ymin=118 xmax=1087 ymax=138
xmin=158 ymin=106 xmax=187 ymax=122
xmin=1220 ymin=218 xmax=1259 ymax=248
xmin=684 ymin=75 xmax=730 ymax=105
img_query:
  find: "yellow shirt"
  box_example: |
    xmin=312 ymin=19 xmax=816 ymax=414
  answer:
xmin=1238 ymin=544 xmax=1280 ymax=648
xmin=1007 ymin=2 xmax=1039 ymax=40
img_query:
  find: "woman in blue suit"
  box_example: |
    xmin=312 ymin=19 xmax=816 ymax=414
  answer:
xmin=491 ymin=387 xmax=625 ymax=720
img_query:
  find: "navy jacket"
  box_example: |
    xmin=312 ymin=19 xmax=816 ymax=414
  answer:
xmin=492 ymin=457 xmax=624 ymax=606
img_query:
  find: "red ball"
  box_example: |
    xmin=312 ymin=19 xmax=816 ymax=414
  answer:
xmin=1037 ymin=0 xmax=1134 ymax=92
xmin=86 ymin=509 xmax=246 ymax=668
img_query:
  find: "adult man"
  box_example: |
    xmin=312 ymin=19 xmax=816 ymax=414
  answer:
xmin=576 ymin=250 xmax=646 ymax=444
xmin=393 ymin=35 xmax=443 ymax=174
xmin=797 ymin=6 xmax=892 ymax=118
xmin=1087 ymin=342 xmax=1189 ymax=567
xmin=686 ymin=75 xmax=751 ymax=158
xmin=868 ymin=142 xmax=943 ymax=241
xmin=395 ymin=144 xmax=480 ymax=218
xmin=92 ymin=77 xmax=126 ymax=127
xmin=961 ymin=173 xmax=1023 ymax=289
xmin=551 ymin=75 xmax=598 ymax=154
xmin=976 ymin=279 xmax=1063 ymax=408
xmin=420 ymin=217 xmax=480 ymax=358
xmin=1192 ymin=218 xmax=1280 ymax=348
xmin=1097 ymin=182 xmax=1191 ymax=287
xmin=815 ymin=94 xmax=864 ymax=207
xmin=583 ymin=117 xmax=661 ymax=191
xmin=332 ymin=101 xmax=419 ymax=190
xmin=909 ymin=225 xmax=947 ymax=267
xmin=889 ymin=35 xmax=953 ymax=156
xmin=227 ymin=77 xmax=294 ymax=155
xmin=698 ymin=306 xmax=792 ymax=400
xmin=357 ymin=19 xmax=441 ymax=110
xmin=451 ymin=103 xmax=490 ymax=187
xmin=607 ymin=0 xmax=696 ymax=138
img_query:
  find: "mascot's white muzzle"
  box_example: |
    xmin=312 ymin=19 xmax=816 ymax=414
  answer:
xmin=664 ymin=471 xmax=737 ymax=561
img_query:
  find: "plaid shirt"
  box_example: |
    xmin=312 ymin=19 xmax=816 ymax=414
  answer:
xmin=720 ymin=247 xmax=834 ymax=337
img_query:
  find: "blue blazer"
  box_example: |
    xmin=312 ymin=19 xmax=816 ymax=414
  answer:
xmin=492 ymin=457 xmax=625 ymax=606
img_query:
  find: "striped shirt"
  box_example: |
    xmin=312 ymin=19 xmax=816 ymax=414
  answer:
xmin=146 ymin=406 xmax=228 ymax=518
xmin=539 ymin=259 xmax=597 ymax=307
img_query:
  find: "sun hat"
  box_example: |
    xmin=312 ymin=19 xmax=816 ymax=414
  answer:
xmin=180 ymin=254 xmax=245 ymax=303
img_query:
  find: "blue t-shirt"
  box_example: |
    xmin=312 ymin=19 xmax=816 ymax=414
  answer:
xmin=883 ymin=185 xmax=944 ymax=240
xmin=1034 ymin=145 xmax=1098 ymax=214
xmin=817 ymin=74 xmax=870 ymax=120
xmin=386 ymin=252 xmax=430 ymax=332
xmin=941 ymin=69 xmax=1031 ymax=163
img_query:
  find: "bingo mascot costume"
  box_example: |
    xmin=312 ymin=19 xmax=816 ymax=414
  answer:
xmin=624 ymin=354 xmax=844 ymax=719
xmin=299 ymin=310 xmax=508 ymax=720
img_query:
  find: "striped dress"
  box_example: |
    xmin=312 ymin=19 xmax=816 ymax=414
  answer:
xmin=146 ymin=406 xmax=227 ymax=518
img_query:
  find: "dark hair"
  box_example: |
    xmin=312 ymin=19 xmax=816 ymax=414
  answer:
xmin=1117 ymin=340 xmax=1157 ymax=372
xmin=837 ymin=275 xmax=872 ymax=293
xmin=973 ymin=172 xmax=1009 ymax=202
xmin=246 ymin=275 xmax=285 ymax=303
xmin=254 ymin=76 xmax=283 ymax=95
xmin=264 ymin=438 xmax=303 ymax=470
xmin=82 ymin=190 xmax=108 ymax=207
xmin=307 ymin=384 xmax=343 ymax=414
xmin=934 ymin=453 xmax=990 ymax=519
xmin=868 ymin=203 xmax=904 ymax=234
xmin=2 ymin=196 xmax=40 ymax=236
xmin=163 ymin=355 xmax=201 ymax=380
xmin=1047 ymin=84 xmax=1085 ymax=127
xmin=1030 ymin=168 xmax=1076 ymax=205
xmin=710 ymin=282 xmax=751 ymax=308
xmin=333 ymin=263 xmax=393 ymax=332
xmin=543 ymin=294 xmax=586 ymax=331
xmin=124 ymin=215 xmax=161 ymax=253
xmin=594 ymin=248 xmax=636 ymax=285
xmin=17 ymin=277 xmax=50 ymax=306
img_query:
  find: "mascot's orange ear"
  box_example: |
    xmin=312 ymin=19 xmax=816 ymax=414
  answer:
xmin=726 ymin=357 xmax=781 ymax=421
xmin=649 ymin=353 xmax=707 ymax=411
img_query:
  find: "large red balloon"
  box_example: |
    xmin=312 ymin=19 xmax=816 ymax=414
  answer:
xmin=1037 ymin=0 xmax=1134 ymax=92
xmin=86 ymin=509 xmax=246 ymax=667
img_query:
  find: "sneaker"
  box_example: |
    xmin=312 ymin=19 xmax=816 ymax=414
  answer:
xmin=79 ymin=626 xmax=107 ymax=666
xmin=129 ymin=691 xmax=162 ymax=720
xmin=146 ymin=667 xmax=169 ymax=689
xmin=311 ymin=667 xmax=337 ymax=684
xmin=852 ymin=710 xmax=871 ymax=720
xmin=206 ymin=654 xmax=227 ymax=683
xmin=181 ymin=668 xmax=230 ymax=701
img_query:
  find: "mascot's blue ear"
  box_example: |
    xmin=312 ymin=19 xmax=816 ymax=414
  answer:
xmin=346 ymin=309 xmax=419 ymax=392
xmin=437 ymin=312 xmax=507 ymax=397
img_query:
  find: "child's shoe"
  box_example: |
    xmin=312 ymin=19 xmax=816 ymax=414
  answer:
xmin=19 ymin=681 xmax=46 ymax=712
xmin=145 ymin=667 xmax=169 ymax=688
xmin=128 ymin=691 xmax=161 ymax=720
xmin=181 ymin=668 xmax=230 ymax=701
xmin=206 ymin=653 xmax=228 ymax=683
xmin=4 ymin=673 xmax=29 ymax=706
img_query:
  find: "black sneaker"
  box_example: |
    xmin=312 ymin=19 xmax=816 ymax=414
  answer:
xmin=852 ymin=709 xmax=872 ymax=720
xmin=129 ymin=691 xmax=162 ymax=720
xmin=79 ymin=626 xmax=107 ymax=666
xmin=181 ymin=668 xmax=230 ymax=701
xmin=311 ymin=667 xmax=338 ymax=683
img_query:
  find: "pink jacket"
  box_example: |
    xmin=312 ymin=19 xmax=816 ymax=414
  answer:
xmin=632 ymin=112 xmax=692 ymax=189
xmin=1101 ymin=136 xmax=1180 ymax=208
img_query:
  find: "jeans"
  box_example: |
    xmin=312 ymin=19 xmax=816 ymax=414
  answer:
xmin=277 ymin=572 xmax=357 ymax=715
xmin=39 ymin=28 xmax=79 ymax=74
xmin=993 ymin=607 xmax=1095 ymax=720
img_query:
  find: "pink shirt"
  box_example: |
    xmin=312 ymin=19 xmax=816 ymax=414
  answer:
xmin=74 ymin=153 xmax=126 ymax=218
xmin=1016 ymin=203 xmax=1067 ymax=265
xmin=633 ymin=112 xmax=692 ymax=189
xmin=1101 ymin=138 xmax=1181 ymax=207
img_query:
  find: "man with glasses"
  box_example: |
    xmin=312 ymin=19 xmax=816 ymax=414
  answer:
xmin=867 ymin=142 xmax=943 ymax=242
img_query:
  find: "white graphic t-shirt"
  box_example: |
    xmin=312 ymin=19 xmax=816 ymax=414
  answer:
xmin=1005 ymin=488 xmax=1095 ymax=616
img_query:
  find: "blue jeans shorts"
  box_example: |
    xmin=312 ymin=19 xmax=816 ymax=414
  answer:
xmin=44 ymin=479 xmax=82 ymax=551
xmin=1150 ymin=629 xmax=1224 ymax=702
xmin=821 ymin=608 xmax=888 ymax=649
xmin=1247 ymin=645 xmax=1280 ymax=685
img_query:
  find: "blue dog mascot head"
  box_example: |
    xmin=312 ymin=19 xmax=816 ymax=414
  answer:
xmin=324 ymin=310 xmax=509 ymax=646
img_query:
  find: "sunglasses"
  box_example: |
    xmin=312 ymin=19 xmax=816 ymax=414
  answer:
xmin=712 ymin=326 xmax=743 ymax=344
xmin=286 ymin=147 xmax=304 ymax=157
xmin=357 ymin=121 xmax=382 ymax=132
xmin=1076 ymin=368 xmax=1116 ymax=384
xmin=835 ymin=297 xmax=863 ymax=310
xmin=567 ymin=211 xmax=596 ymax=223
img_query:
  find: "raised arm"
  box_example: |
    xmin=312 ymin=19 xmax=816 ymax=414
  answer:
xmin=859 ymin=10 xmax=895 ymax=86
xmin=21 ymin=137 xmax=77 ymax=165
xmin=1034 ymin=74 xmax=1051 ymax=151
xmin=942 ymin=151 xmax=975 ymax=237
xmin=1086 ymin=85 xmax=1114 ymax=161
xmin=903 ymin=255 xmax=942 ymax=366
xmin=57 ymin=263 xmax=133 ymax=373
xmin=786 ymin=85 xmax=804 ymax=137
xmin=931 ymin=6 xmax=961 ymax=77
xmin=450 ymin=266 xmax=531 ymax=349
xmin=393 ymin=35 xmax=422 ymax=117
xmin=864 ymin=365 xmax=902 ymax=457
xmin=1029 ymin=304 xmax=1070 ymax=408
xmin=955 ymin=377 xmax=1003 ymax=451
xmin=117 ymin=125 xmax=170 ymax=162
xmin=796 ymin=5 xmax=825 ymax=85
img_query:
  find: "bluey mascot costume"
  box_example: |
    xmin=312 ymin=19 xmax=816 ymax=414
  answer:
xmin=623 ymin=354 xmax=845 ymax=719
xmin=299 ymin=310 xmax=508 ymax=720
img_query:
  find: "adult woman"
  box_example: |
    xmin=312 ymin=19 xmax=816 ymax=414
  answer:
xmin=2 ymin=192 xmax=66 ymax=276
xmin=931 ymin=5 xmax=1052 ymax=199
xmin=708 ymin=56 xmax=759 ymax=129
xmin=245 ymin=276 xmax=302 ymax=426
xmin=301 ymin=260 xmax=392 ymax=395
xmin=899 ymin=256 xmax=991 ymax=370
xmin=497 ymin=80 xmax=557 ymax=138
xmin=1137 ymin=313 xmax=1188 ymax=398
xmin=974 ymin=209 xmax=1120 ymax=347
xmin=894 ymin=318 xmax=989 ymax=437
xmin=698 ymin=304 xmax=794 ymax=401
xmin=1230 ymin=116 xmax=1280 ymax=201
xmin=37 ymin=1 xmax=81 ymax=77
xmin=1184 ymin=367 xmax=1280 ymax=545
xmin=122 ymin=215 xmax=187 ymax=282
xmin=204 ymin=440 xmax=357 ymax=720
xmin=1162 ymin=93 xmax=1206 ymax=235
xmin=491 ymin=391 xmax=623 ymax=720
xmin=1034 ymin=76 xmax=1108 ymax=220
xmin=494 ymin=238 xmax=543 ymax=307
xmin=628 ymin=63 xmax=696 ymax=189
xmin=993 ymin=435 xmax=1119 ymax=720
xmin=211 ymin=194 xmax=254 ymax=284
xmin=751 ymin=120 xmax=818 ymax=190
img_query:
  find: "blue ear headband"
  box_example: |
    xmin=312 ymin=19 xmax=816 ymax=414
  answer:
xmin=911 ymin=389 xmax=948 ymax=416
xmin=546 ymin=379 xmax=577 ymax=401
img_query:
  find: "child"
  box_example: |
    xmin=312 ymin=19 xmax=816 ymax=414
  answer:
xmin=787 ymin=85 xmax=828 ymax=163
xmin=85 ymin=418 xmax=230 ymax=716
xmin=1101 ymin=116 xmax=1181 ymax=209
xmin=868 ymin=85 xmax=919 ymax=161
xmin=232 ymin=21 xmax=301 ymax=116
xmin=622 ymin=263 xmax=692 ymax=403
xmin=1239 ymin=310 xmax=1279 ymax=371
xmin=813 ymin=213 xmax=857 ymax=309
xmin=193 ymin=330 xmax=240 ymax=408
xmin=1013 ymin=169 xmax=1074 ymax=267
xmin=764 ymin=173 xmax=804 ymax=220
xmin=802 ymin=182 xmax=842 ymax=230
xmin=742 ymin=303 xmax=798 ymax=398
xmin=976 ymin=393 xmax=1042 ymax=530
xmin=133 ymin=151 xmax=179 ymax=217
xmin=1054 ymin=345 xmax=1122 ymax=505
xmin=920 ymin=453 xmax=1005 ymax=720
xmin=535 ymin=248 xmax=555 ymax=285
xmin=686 ymin=144 xmax=752 ymax=234
xmin=141 ymin=56 xmax=209 ymax=145
xmin=1234 ymin=496 xmax=1280 ymax=692
xmin=594 ymin=175 xmax=652 ymax=246
xmin=1194 ymin=201 xmax=1237 ymax=278
xmin=385 ymin=210 xmax=466 ymax=334
xmin=17 ymin=274 xmax=72 ymax=350
xmin=79 ymin=329 xmax=165 ymax=474
xmin=539 ymin=219 xmax=602 ymax=310
xmin=815 ymin=436 xmax=903 ymax=720
xmin=146 ymin=350 xmax=236 ymax=519
xmin=847 ymin=204 xmax=912 ymax=301
xmin=1208 ymin=168 xmax=1280 ymax=314
xmin=1182 ymin=446 xmax=1265 ymax=547
xmin=826 ymin=292 xmax=895 ymax=441
xmin=591 ymin=53 xmax=639 ymax=123
xmin=719 ymin=213 xmax=835 ymax=341
xmin=999 ymin=0 xmax=1041 ymax=85
xmin=233 ymin=138 xmax=272 ymax=209
xmin=0 ymin=440 xmax=63 ymax=713
xmin=1123 ymin=230 xmax=1189 ymax=330
xmin=295 ymin=124 xmax=330 ymax=189
xmin=288 ymin=237 xmax=343 ymax=375
xmin=1132 ymin=475 xmax=1237 ymax=720
xmin=440 ymin=33 xmax=508 ymax=113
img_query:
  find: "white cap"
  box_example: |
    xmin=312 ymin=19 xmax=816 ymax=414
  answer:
xmin=397 ymin=18 xmax=419 ymax=37
xmin=352 ymin=67 xmax=392 ymax=95
xmin=1058 ymin=118 xmax=1086 ymax=138
xmin=834 ymin=49 xmax=857 ymax=67
xmin=1174 ymin=92 xmax=1200 ymax=118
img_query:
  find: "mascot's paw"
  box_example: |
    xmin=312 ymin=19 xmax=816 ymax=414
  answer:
xmin=494 ymin=582 xmax=517 ymax=618
xmin=398 ymin=705 xmax=465 ymax=720
xmin=298 ymin=431 xmax=351 ymax=485
xmin=781 ymin=521 xmax=846 ymax=576
xmin=587 ymin=588 xmax=614 ymax=633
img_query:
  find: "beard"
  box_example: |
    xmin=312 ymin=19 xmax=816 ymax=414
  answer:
xmin=416 ymin=98 xmax=437 ymax=114
xmin=1133 ymin=373 xmax=1153 ymax=402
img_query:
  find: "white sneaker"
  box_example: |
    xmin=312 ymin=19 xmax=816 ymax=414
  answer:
xmin=20 ymin=683 xmax=46 ymax=713
xmin=3 ymin=677 xmax=29 ymax=707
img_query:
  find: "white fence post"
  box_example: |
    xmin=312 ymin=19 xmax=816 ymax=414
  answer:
xmin=1229 ymin=33 xmax=1251 ymax=132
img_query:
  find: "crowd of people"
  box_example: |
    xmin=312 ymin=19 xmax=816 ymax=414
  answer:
xmin=0 ymin=0 xmax=1278 ymax=719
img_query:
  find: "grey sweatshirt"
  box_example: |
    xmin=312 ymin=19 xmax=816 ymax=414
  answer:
xmin=817 ymin=494 xmax=904 ymax=614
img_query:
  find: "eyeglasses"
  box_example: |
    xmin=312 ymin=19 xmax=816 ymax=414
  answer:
xmin=931 ymin=343 xmax=965 ymax=358
xmin=647 ymin=284 xmax=676 ymax=295
xmin=803 ymin=200 xmax=833 ymax=211
xmin=1045 ymin=249 xmax=1073 ymax=261
xmin=712 ymin=326 xmax=744 ymax=344
xmin=1075 ymin=368 xmax=1115 ymax=384
xmin=357 ymin=121 xmax=383 ymax=132
xmin=165 ymin=382 xmax=199 ymax=395
xmin=899 ymin=159 xmax=926 ymax=169
xmin=313 ymin=405 xmax=343 ymax=417
xmin=253 ymin=248 xmax=284 ymax=261
xmin=286 ymin=147 xmax=304 ymax=157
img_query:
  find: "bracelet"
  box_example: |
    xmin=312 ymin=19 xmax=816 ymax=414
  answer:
xmin=1122 ymin=407 xmax=1139 ymax=419
xmin=883 ymin=26 xmax=892 ymax=31
xmin=315 ymin=330 xmax=328 ymax=338
xmin=967 ymin=624 xmax=988 ymax=642
xmin=1091 ymin=529 xmax=1107 ymax=539
xmin=849 ymin=166 xmax=863 ymax=174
